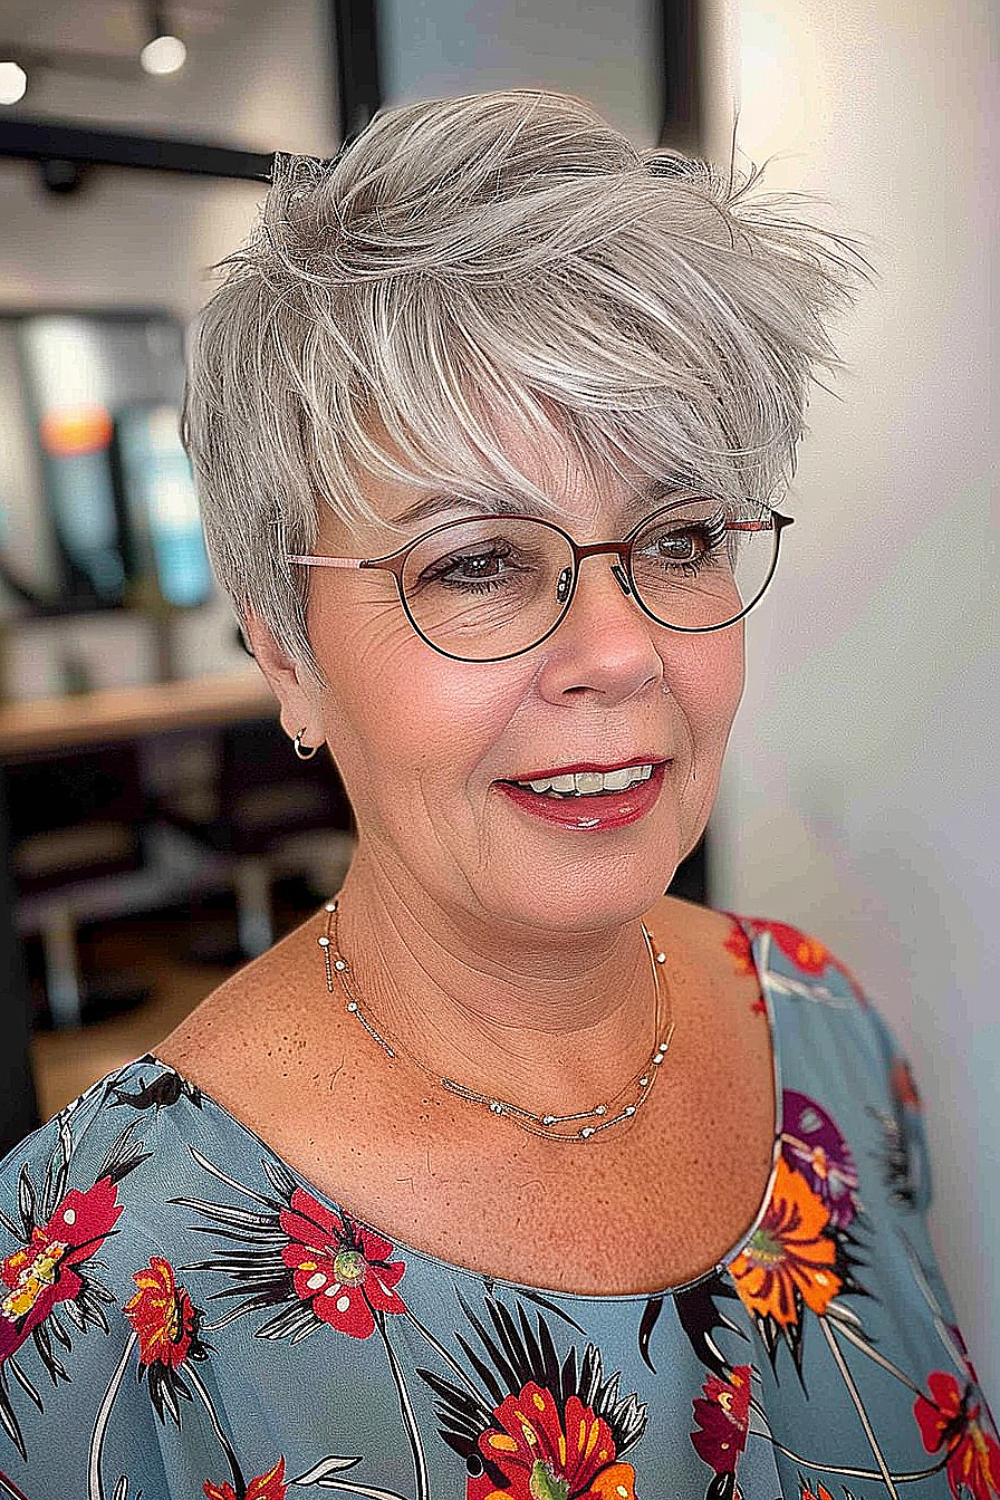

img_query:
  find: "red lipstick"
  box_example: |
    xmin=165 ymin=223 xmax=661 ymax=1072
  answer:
xmin=495 ymin=762 xmax=668 ymax=831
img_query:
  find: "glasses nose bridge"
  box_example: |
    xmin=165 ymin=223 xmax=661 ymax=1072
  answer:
xmin=569 ymin=537 xmax=634 ymax=600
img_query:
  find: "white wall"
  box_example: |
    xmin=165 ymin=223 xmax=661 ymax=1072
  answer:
xmin=702 ymin=0 xmax=998 ymax=1391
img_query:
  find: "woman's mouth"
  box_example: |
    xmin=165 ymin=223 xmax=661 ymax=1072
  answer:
xmin=495 ymin=761 xmax=669 ymax=830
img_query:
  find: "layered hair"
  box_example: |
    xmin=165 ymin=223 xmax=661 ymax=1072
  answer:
xmin=182 ymin=89 xmax=863 ymax=678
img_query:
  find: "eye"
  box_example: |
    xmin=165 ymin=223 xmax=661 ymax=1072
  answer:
xmin=637 ymin=507 xmax=730 ymax=576
xmin=420 ymin=541 xmax=517 ymax=589
xmin=657 ymin=529 xmax=706 ymax=561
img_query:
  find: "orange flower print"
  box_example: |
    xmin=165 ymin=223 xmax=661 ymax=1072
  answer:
xmin=914 ymin=1372 xmax=1000 ymax=1500
xmin=123 ymin=1255 xmax=208 ymax=1425
xmin=798 ymin=1484 xmax=835 ymax=1500
xmin=728 ymin=1159 xmax=842 ymax=1375
xmin=476 ymin=1383 xmax=637 ymax=1500
xmin=124 ymin=1256 xmax=200 ymax=1368
xmin=729 ymin=1159 xmax=841 ymax=1325
xmin=205 ymin=1456 xmax=288 ymax=1500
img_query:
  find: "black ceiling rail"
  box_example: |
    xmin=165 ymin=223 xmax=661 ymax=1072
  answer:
xmin=0 ymin=114 xmax=274 ymax=181
xmin=330 ymin=0 xmax=382 ymax=144
xmin=659 ymin=0 xmax=702 ymax=149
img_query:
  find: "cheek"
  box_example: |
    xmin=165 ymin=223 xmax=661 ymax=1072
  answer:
xmin=309 ymin=591 xmax=525 ymax=788
xmin=671 ymin=628 xmax=745 ymax=745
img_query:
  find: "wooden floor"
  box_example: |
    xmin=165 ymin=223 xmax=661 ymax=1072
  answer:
xmin=29 ymin=888 xmax=318 ymax=1121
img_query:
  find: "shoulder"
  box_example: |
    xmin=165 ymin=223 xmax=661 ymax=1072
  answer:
xmin=156 ymin=904 xmax=333 ymax=1107
xmin=724 ymin=908 xmax=932 ymax=1206
xmin=0 ymin=1056 xmax=206 ymax=1278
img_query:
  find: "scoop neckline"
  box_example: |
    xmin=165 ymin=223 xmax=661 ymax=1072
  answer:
xmin=144 ymin=913 xmax=783 ymax=1306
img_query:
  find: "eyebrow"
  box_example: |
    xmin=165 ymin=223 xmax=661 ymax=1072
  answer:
xmin=389 ymin=478 xmax=690 ymax=530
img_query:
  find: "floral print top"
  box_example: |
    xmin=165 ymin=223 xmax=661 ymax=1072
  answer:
xmin=1 ymin=915 xmax=996 ymax=1500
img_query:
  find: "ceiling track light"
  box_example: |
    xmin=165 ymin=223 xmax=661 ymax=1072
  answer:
xmin=0 ymin=59 xmax=28 ymax=106
xmin=140 ymin=3 xmax=187 ymax=76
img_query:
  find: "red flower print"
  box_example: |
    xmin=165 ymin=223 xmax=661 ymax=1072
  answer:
xmin=763 ymin=921 xmax=830 ymax=973
xmin=422 ymin=1297 xmax=646 ymax=1500
xmin=279 ymin=1190 xmax=405 ymax=1339
xmin=691 ymin=1365 xmax=751 ymax=1475
xmin=798 ymin=1485 xmax=835 ymax=1500
xmin=122 ymin=1255 xmax=209 ymax=1425
xmin=723 ymin=920 xmax=756 ymax=977
xmin=723 ymin=921 xmax=768 ymax=1014
xmin=740 ymin=919 xmax=866 ymax=1000
xmin=476 ymin=1382 xmax=637 ymax=1500
xmin=729 ymin=1158 xmax=841 ymax=1328
xmin=124 ymin=1256 xmax=201 ymax=1368
xmin=0 ymin=1176 xmax=123 ymax=1363
xmin=205 ymin=1456 xmax=287 ymax=1500
xmin=891 ymin=1056 xmax=921 ymax=1111
xmin=914 ymin=1371 xmax=1000 ymax=1500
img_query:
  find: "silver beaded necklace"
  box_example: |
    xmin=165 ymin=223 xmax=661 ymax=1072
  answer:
xmin=317 ymin=898 xmax=676 ymax=1143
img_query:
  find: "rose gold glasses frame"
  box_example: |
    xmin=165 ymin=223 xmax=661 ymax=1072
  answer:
xmin=288 ymin=499 xmax=794 ymax=663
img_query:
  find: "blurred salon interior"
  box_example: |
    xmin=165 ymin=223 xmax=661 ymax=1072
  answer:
xmin=0 ymin=0 xmax=995 ymax=1387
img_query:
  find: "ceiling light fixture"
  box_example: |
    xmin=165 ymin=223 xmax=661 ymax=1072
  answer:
xmin=0 ymin=59 xmax=27 ymax=105
xmin=140 ymin=5 xmax=186 ymax=76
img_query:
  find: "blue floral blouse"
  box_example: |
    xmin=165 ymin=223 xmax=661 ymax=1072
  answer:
xmin=1 ymin=915 xmax=996 ymax=1500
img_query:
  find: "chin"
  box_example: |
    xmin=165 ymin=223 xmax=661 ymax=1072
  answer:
xmin=472 ymin=845 xmax=684 ymax=937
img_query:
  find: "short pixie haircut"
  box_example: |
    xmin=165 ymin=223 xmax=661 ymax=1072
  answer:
xmin=183 ymin=89 xmax=861 ymax=679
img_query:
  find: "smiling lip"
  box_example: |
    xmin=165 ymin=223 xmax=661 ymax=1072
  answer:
xmin=496 ymin=761 xmax=669 ymax=831
xmin=504 ymin=756 xmax=667 ymax=782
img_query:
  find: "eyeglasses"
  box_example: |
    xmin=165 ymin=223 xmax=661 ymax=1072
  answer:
xmin=288 ymin=497 xmax=793 ymax=664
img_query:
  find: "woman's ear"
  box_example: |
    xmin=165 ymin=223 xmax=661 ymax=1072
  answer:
xmin=242 ymin=609 xmax=324 ymax=749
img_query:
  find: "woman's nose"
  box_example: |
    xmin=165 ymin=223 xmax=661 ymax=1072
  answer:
xmin=534 ymin=556 xmax=664 ymax=705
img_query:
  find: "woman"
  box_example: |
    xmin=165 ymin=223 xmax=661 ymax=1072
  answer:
xmin=1 ymin=91 xmax=994 ymax=1500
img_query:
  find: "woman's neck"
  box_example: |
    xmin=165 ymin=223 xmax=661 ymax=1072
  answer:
xmin=331 ymin=852 xmax=668 ymax=1115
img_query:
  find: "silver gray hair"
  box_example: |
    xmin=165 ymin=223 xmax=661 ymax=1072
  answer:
xmin=182 ymin=88 xmax=865 ymax=680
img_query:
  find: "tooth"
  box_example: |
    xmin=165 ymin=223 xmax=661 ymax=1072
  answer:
xmin=575 ymin=771 xmax=604 ymax=795
xmin=550 ymin=774 xmax=577 ymax=793
xmin=602 ymin=768 xmax=632 ymax=791
xmin=527 ymin=779 xmax=553 ymax=793
xmin=639 ymin=764 xmax=653 ymax=779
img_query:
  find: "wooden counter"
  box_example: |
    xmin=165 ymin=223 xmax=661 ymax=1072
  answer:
xmin=0 ymin=670 xmax=277 ymax=759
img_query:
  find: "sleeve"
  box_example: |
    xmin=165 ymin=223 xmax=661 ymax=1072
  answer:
xmin=0 ymin=1073 xmax=173 ymax=1500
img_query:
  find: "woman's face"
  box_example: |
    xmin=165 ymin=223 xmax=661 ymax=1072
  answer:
xmin=278 ymin=438 xmax=745 ymax=936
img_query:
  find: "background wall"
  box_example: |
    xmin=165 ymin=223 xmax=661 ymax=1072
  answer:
xmin=702 ymin=0 xmax=998 ymax=1392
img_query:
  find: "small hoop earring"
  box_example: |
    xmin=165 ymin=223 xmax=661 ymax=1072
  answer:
xmin=293 ymin=728 xmax=320 ymax=761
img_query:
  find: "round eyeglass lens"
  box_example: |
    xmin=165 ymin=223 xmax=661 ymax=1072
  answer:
xmin=400 ymin=516 xmax=573 ymax=660
xmin=629 ymin=499 xmax=779 ymax=631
